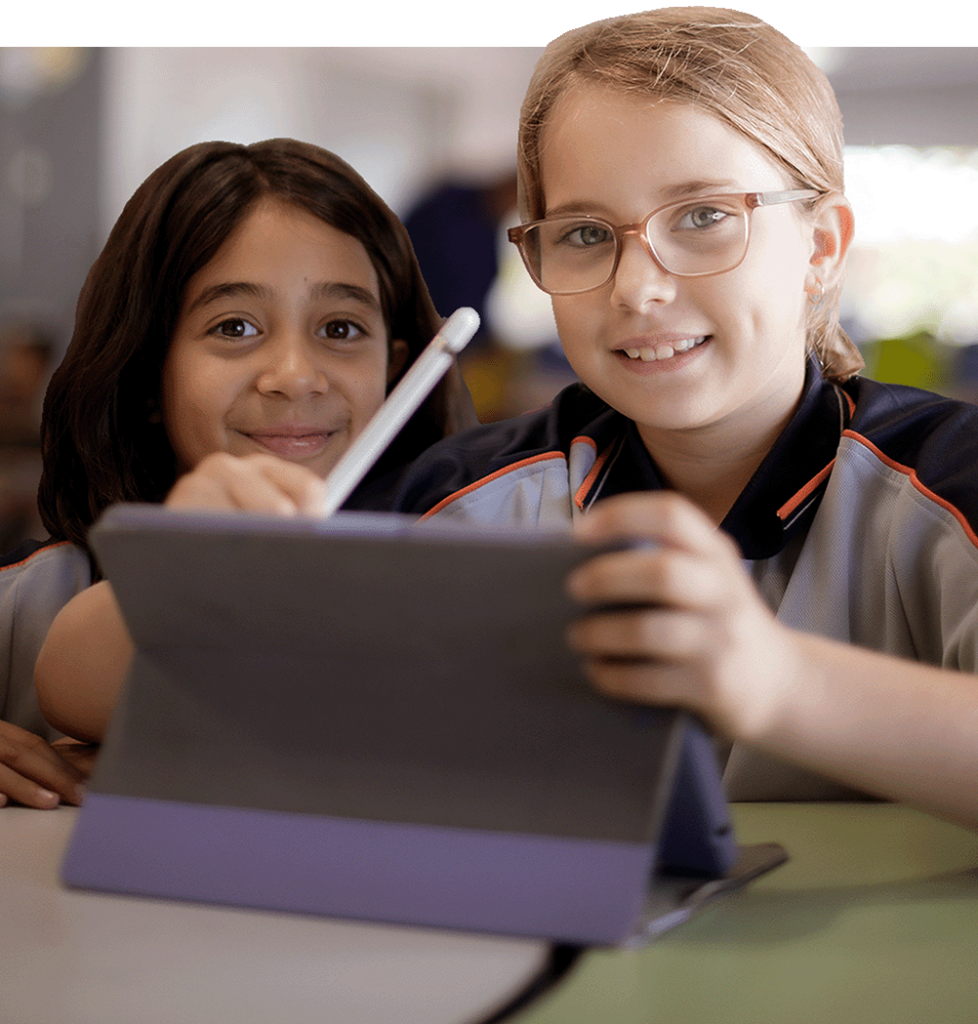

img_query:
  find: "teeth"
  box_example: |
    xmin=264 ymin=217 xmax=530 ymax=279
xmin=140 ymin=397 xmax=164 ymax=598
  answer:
xmin=622 ymin=337 xmax=706 ymax=361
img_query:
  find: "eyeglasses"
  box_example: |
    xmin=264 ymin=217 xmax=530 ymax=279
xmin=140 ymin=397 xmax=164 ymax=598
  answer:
xmin=507 ymin=190 xmax=822 ymax=296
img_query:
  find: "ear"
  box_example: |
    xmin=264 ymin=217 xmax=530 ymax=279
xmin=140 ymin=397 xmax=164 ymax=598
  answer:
xmin=808 ymin=195 xmax=854 ymax=290
xmin=387 ymin=339 xmax=410 ymax=386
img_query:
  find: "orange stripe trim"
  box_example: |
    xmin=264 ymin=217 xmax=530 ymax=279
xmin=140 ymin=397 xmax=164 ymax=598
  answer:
xmin=842 ymin=429 xmax=978 ymax=550
xmin=419 ymin=452 xmax=567 ymax=521
xmin=777 ymin=459 xmax=836 ymax=521
xmin=571 ymin=436 xmax=604 ymax=510
xmin=0 ymin=539 xmax=72 ymax=573
xmin=775 ymin=384 xmax=855 ymax=520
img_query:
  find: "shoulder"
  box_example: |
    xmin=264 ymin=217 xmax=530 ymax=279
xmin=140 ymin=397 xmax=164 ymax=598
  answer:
xmin=1 ymin=539 xmax=93 ymax=600
xmin=391 ymin=383 xmax=618 ymax=518
xmin=1 ymin=536 xmax=89 ymax=570
xmin=845 ymin=375 xmax=978 ymax=453
xmin=772 ymin=379 xmax=978 ymax=671
xmin=2 ymin=538 xmax=61 ymax=568
xmin=841 ymin=377 xmax=978 ymax=535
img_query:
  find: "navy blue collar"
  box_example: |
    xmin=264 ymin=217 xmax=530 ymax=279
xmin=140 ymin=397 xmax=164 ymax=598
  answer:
xmin=586 ymin=360 xmax=851 ymax=559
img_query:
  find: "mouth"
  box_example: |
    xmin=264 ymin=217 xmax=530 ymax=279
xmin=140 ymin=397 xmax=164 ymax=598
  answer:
xmin=244 ymin=427 xmax=338 ymax=460
xmin=618 ymin=336 xmax=709 ymax=363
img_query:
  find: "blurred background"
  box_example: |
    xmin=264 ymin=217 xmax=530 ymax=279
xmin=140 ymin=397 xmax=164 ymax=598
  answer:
xmin=1 ymin=45 xmax=977 ymax=550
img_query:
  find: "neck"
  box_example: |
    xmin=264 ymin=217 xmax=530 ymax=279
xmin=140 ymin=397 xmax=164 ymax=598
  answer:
xmin=637 ymin=395 xmax=802 ymax=527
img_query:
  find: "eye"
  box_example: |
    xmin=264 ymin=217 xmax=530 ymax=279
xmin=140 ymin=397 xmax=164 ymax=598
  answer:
xmin=320 ymin=318 xmax=366 ymax=341
xmin=674 ymin=205 xmax=731 ymax=230
xmin=557 ymin=222 xmax=614 ymax=248
xmin=211 ymin=317 xmax=259 ymax=340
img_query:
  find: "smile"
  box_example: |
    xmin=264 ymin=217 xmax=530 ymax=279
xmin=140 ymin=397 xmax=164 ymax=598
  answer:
xmin=620 ymin=336 xmax=708 ymax=362
xmin=246 ymin=429 xmax=336 ymax=459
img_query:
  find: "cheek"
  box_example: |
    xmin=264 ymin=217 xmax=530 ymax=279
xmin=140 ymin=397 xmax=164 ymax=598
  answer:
xmin=160 ymin=351 xmax=231 ymax=469
xmin=159 ymin=353 xmax=186 ymax=439
xmin=550 ymin=296 xmax=592 ymax=353
xmin=756 ymin=260 xmax=811 ymax=338
xmin=346 ymin=350 xmax=394 ymax=423
xmin=163 ymin=358 xmax=216 ymax=427
xmin=723 ymin=236 xmax=812 ymax=336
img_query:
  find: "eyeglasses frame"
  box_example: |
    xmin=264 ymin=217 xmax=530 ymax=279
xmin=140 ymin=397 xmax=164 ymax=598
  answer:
xmin=507 ymin=189 xmax=823 ymax=296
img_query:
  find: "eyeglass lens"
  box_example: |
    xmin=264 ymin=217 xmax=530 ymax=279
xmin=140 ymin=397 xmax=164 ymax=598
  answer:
xmin=521 ymin=197 xmax=751 ymax=294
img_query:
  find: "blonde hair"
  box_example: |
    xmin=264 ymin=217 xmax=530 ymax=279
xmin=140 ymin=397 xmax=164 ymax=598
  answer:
xmin=518 ymin=6 xmax=863 ymax=381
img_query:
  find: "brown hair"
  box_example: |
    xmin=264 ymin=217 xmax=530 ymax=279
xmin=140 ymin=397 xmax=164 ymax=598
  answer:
xmin=518 ymin=6 xmax=863 ymax=381
xmin=39 ymin=139 xmax=474 ymax=553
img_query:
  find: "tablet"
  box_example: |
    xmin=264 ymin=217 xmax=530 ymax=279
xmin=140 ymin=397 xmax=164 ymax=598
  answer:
xmin=62 ymin=504 xmax=785 ymax=945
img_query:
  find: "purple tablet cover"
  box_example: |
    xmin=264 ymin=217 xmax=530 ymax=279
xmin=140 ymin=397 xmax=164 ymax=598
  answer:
xmin=62 ymin=507 xmax=771 ymax=945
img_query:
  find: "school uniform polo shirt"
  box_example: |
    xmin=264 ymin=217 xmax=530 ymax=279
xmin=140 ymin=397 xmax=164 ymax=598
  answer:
xmin=1 ymin=539 xmax=93 ymax=739
xmin=392 ymin=363 xmax=978 ymax=800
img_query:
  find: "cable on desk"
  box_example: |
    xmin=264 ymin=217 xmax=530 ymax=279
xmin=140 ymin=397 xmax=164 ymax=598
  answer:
xmin=474 ymin=943 xmax=584 ymax=1024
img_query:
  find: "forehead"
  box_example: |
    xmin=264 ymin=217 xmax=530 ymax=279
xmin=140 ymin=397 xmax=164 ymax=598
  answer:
xmin=539 ymin=84 xmax=789 ymax=212
xmin=191 ymin=199 xmax=380 ymax=296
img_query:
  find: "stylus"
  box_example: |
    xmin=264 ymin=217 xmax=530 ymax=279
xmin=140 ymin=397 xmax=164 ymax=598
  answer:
xmin=318 ymin=306 xmax=480 ymax=519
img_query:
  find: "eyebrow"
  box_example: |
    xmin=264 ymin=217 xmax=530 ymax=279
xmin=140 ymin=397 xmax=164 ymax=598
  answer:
xmin=658 ymin=179 xmax=743 ymax=200
xmin=186 ymin=280 xmax=383 ymax=315
xmin=545 ymin=179 xmax=744 ymax=219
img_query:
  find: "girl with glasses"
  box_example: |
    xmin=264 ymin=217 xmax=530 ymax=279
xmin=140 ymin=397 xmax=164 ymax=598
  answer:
xmin=393 ymin=8 xmax=978 ymax=826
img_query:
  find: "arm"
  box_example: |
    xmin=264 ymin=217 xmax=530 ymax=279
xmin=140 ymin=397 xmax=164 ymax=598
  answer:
xmin=566 ymin=492 xmax=978 ymax=830
xmin=35 ymin=453 xmax=328 ymax=743
xmin=34 ymin=580 xmax=133 ymax=744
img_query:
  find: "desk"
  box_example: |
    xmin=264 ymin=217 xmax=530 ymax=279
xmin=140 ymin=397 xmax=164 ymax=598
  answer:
xmin=0 ymin=807 xmax=555 ymax=1024
xmin=3 ymin=803 xmax=977 ymax=1024
xmin=513 ymin=802 xmax=978 ymax=1024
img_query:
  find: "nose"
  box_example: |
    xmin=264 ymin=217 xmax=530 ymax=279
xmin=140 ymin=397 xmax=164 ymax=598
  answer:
xmin=254 ymin=331 xmax=329 ymax=399
xmin=609 ymin=230 xmax=678 ymax=311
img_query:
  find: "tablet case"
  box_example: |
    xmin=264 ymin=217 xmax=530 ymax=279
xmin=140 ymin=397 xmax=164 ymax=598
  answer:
xmin=62 ymin=505 xmax=786 ymax=946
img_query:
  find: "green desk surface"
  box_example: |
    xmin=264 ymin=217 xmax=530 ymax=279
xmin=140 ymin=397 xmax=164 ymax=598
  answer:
xmin=514 ymin=803 xmax=978 ymax=1024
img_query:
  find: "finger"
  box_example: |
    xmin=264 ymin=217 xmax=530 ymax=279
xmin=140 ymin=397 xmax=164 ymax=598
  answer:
xmin=568 ymin=545 xmax=729 ymax=611
xmin=0 ymin=723 xmax=87 ymax=807
xmin=572 ymin=601 xmax=797 ymax=741
xmin=577 ymin=654 xmax=704 ymax=716
xmin=165 ymin=455 xmax=256 ymax=511
xmin=231 ymin=455 xmax=328 ymax=515
xmin=0 ymin=751 xmax=86 ymax=808
xmin=576 ymin=491 xmax=721 ymax=552
xmin=219 ymin=461 xmax=312 ymax=515
xmin=0 ymin=762 xmax=62 ymax=808
xmin=167 ymin=454 xmax=326 ymax=516
xmin=568 ymin=606 xmax=712 ymax=664
xmin=4 ymin=747 xmax=86 ymax=806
